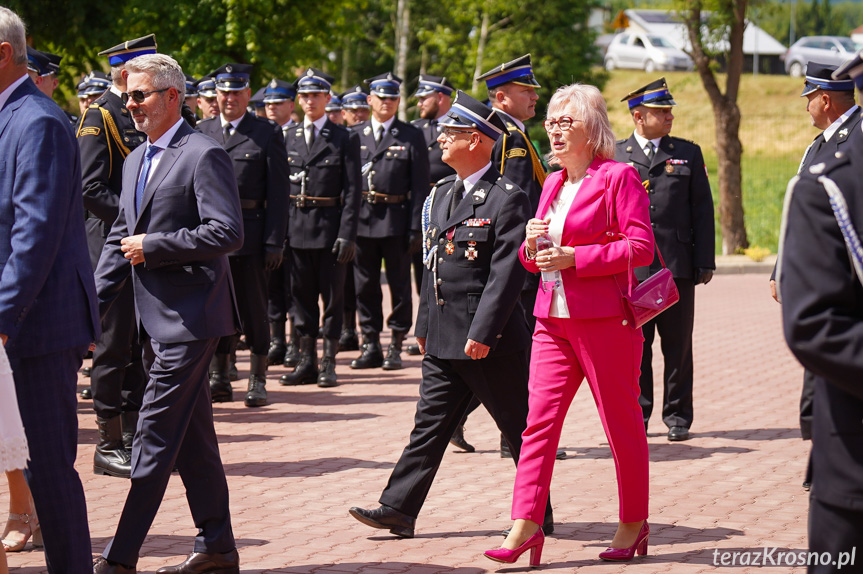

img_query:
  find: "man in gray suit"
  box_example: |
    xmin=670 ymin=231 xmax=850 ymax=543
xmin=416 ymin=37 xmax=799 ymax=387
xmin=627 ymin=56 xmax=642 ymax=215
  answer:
xmin=93 ymin=54 xmax=242 ymax=574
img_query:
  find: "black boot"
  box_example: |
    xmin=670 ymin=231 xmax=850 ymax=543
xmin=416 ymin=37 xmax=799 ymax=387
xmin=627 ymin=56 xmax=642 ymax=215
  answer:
xmin=318 ymin=338 xmax=339 ymax=388
xmin=284 ymin=323 xmax=300 ymax=368
xmin=267 ymin=321 xmax=287 ymax=366
xmin=280 ymin=336 xmax=318 ymax=385
xmin=338 ymin=328 xmax=359 ymax=352
xmin=120 ymin=411 xmax=138 ymax=453
xmin=228 ymin=350 xmax=239 ymax=381
xmin=94 ymin=416 xmax=132 ymax=478
xmin=350 ymin=333 xmax=384 ymax=369
xmin=209 ymin=353 xmax=233 ymax=402
xmin=450 ymin=425 xmax=475 ymax=452
xmin=80 ymin=386 xmax=92 ymax=399
xmin=382 ymin=330 xmax=407 ymax=370
xmin=245 ymin=354 xmax=268 ymax=407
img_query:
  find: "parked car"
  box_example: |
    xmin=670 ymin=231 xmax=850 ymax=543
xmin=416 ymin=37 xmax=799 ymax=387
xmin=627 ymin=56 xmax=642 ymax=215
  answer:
xmin=783 ymin=36 xmax=857 ymax=77
xmin=604 ymin=32 xmax=694 ymax=73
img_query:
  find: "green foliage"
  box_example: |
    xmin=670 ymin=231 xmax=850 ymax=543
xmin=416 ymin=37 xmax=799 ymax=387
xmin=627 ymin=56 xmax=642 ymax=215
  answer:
xmin=6 ymin=0 xmax=603 ymax=117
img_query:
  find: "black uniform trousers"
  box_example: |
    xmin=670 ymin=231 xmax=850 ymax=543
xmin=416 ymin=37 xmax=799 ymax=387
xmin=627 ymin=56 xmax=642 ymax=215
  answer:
xmin=12 ymin=346 xmax=91 ymax=573
xmin=104 ymin=336 xmax=234 ymax=566
xmin=354 ymin=236 xmax=413 ymax=335
xmin=380 ymin=351 xmax=551 ymax=519
xmin=216 ymin=254 xmax=269 ymax=356
xmin=343 ymin=261 xmax=357 ymax=330
xmin=290 ymin=247 xmax=346 ymax=340
xmin=639 ymin=277 xmax=696 ymax=429
xmin=808 ymin=497 xmax=863 ymax=573
xmin=91 ymin=278 xmax=146 ymax=418
xmin=267 ymin=244 xmax=292 ymax=324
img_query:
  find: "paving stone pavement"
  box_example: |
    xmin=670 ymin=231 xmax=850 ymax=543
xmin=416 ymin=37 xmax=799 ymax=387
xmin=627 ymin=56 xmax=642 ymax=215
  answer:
xmin=4 ymin=273 xmax=815 ymax=573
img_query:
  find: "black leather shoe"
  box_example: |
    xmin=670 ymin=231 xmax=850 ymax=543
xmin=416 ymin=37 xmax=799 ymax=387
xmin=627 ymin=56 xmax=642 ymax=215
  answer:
xmin=449 ymin=425 xmax=475 ymax=452
xmin=93 ymin=557 xmax=136 ymax=574
xmin=80 ymin=386 xmax=92 ymax=399
xmin=349 ymin=504 xmax=415 ymax=538
xmin=82 ymin=366 xmax=91 ymax=378
xmin=155 ymin=549 xmax=239 ymax=574
xmin=667 ymin=426 xmax=690 ymax=441
xmin=405 ymin=343 xmax=421 ymax=356
xmin=280 ymin=336 xmax=318 ymax=385
xmin=802 ymin=481 xmax=811 ymax=491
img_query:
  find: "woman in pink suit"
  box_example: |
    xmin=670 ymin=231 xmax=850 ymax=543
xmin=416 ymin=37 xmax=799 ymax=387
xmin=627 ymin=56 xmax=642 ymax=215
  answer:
xmin=484 ymin=83 xmax=655 ymax=567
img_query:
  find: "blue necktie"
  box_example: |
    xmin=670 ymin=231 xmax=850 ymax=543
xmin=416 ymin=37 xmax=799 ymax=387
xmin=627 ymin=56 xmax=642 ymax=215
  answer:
xmin=135 ymin=145 xmax=161 ymax=215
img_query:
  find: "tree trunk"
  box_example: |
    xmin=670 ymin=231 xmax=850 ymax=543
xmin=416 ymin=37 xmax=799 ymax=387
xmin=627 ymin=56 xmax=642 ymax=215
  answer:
xmin=341 ymin=39 xmax=350 ymax=91
xmin=681 ymin=0 xmax=749 ymax=254
xmin=396 ymin=0 xmax=410 ymax=120
xmin=713 ymin=99 xmax=748 ymax=254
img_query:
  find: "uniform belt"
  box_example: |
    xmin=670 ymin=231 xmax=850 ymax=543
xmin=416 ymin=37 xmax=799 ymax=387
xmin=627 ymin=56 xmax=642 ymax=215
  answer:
xmin=362 ymin=191 xmax=408 ymax=204
xmin=289 ymin=195 xmax=342 ymax=208
xmin=240 ymin=199 xmax=267 ymax=210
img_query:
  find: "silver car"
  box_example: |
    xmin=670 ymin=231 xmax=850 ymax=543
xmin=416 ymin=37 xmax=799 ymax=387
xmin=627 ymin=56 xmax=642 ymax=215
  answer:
xmin=604 ymin=32 xmax=694 ymax=73
xmin=783 ymin=36 xmax=858 ymax=77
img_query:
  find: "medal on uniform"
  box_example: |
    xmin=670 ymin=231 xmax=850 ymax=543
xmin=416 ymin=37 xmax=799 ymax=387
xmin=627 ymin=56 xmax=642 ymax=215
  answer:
xmin=445 ymin=227 xmax=455 ymax=255
xmin=466 ymin=241 xmax=477 ymax=261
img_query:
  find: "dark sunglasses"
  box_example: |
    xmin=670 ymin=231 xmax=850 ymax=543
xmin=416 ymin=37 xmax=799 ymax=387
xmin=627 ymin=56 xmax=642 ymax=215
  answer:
xmin=121 ymin=88 xmax=170 ymax=105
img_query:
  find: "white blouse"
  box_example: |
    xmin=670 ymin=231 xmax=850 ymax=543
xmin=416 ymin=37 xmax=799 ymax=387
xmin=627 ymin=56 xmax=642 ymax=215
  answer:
xmin=546 ymin=176 xmax=586 ymax=318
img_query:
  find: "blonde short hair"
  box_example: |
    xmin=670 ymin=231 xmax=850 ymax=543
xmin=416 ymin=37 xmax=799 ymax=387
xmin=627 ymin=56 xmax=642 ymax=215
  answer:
xmin=545 ymin=83 xmax=615 ymax=164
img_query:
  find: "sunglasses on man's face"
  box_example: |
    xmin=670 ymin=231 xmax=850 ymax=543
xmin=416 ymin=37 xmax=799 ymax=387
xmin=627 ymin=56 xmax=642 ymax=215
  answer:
xmin=121 ymin=88 xmax=170 ymax=105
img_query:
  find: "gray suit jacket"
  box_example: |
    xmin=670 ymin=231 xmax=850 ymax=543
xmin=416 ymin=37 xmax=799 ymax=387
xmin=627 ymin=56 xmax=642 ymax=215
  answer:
xmin=95 ymin=120 xmax=243 ymax=344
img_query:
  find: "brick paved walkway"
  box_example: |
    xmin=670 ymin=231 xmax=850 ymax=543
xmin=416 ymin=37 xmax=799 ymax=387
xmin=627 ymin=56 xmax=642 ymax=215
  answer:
xmin=4 ymin=273 xmax=812 ymax=573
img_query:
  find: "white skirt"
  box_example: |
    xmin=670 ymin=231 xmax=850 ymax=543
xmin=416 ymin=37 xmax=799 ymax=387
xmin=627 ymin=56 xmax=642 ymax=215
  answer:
xmin=0 ymin=344 xmax=28 ymax=472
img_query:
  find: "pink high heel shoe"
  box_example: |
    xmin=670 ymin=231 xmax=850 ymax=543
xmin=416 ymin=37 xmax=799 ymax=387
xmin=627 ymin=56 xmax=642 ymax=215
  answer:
xmin=598 ymin=521 xmax=649 ymax=561
xmin=484 ymin=527 xmax=544 ymax=567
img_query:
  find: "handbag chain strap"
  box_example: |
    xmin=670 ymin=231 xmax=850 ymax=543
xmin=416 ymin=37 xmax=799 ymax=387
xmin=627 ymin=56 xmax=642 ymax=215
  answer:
xmin=604 ymin=168 xmax=667 ymax=299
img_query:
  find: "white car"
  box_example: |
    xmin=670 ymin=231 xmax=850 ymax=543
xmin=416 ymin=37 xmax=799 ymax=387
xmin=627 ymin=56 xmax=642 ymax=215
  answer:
xmin=604 ymin=32 xmax=694 ymax=73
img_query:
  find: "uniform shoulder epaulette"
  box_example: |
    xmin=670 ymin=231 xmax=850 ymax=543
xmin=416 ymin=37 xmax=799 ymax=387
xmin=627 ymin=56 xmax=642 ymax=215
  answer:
xmin=495 ymin=175 xmax=523 ymax=195
xmin=669 ymin=135 xmax=697 ymax=145
xmin=435 ymin=174 xmax=457 ymax=187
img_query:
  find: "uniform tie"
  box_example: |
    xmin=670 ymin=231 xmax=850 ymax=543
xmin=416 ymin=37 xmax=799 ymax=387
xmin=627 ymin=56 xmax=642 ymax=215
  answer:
xmin=135 ymin=145 xmax=161 ymax=215
xmin=306 ymin=124 xmax=316 ymax=149
xmin=375 ymin=124 xmax=385 ymax=143
xmin=645 ymin=141 xmax=655 ymax=162
xmin=222 ymin=124 xmax=233 ymax=144
xmin=448 ymin=179 xmax=464 ymax=218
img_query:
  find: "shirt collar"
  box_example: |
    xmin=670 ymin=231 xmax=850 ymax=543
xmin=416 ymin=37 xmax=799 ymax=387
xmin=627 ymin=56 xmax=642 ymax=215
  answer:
xmin=459 ymin=162 xmax=493 ymax=195
xmin=372 ymin=115 xmax=395 ymax=135
xmin=304 ymin=115 xmax=327 ymax=132
xmin=149 ymin=117 xmax=185 ymax=149
xmin=0 ymin=74 xmax=28 ymax=112
xmin=823 ymin=105 xmax=860 ymax=142
xmin=220 ymin=113 xmax=244 ymax=130
xmin=493 ymin=109 xmax=525 ymax=132
xmin=632 ymin=131 xmax=662 ymax=153
xmin=110 ymin=85 xmax=123 ymax=98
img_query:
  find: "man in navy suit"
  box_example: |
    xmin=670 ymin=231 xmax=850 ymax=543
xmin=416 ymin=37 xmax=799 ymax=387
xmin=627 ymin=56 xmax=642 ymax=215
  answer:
xmin=93 ymin=54 xmax=243 ymax=573
xmin=0 ymin=7 xmax=100 ymax=572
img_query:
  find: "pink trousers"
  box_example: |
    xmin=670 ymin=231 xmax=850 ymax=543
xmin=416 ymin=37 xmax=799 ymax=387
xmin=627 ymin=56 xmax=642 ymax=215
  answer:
xmin=511 ymin=315 xmax=649 ymax=524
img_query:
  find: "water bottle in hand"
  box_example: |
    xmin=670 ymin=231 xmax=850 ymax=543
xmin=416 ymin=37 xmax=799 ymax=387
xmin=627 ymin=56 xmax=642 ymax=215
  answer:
xmin=535 ymin=234 xmax=561 ymax=290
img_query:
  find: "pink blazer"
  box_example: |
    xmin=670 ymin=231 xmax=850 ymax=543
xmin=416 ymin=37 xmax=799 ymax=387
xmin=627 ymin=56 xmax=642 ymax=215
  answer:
xmin=519 ymin=157 xmax=655 ymax=320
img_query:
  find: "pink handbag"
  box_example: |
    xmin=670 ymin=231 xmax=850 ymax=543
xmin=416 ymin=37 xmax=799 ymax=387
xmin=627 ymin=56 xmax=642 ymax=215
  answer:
xmin=604 ymin=170 xmax=679 ymax=328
